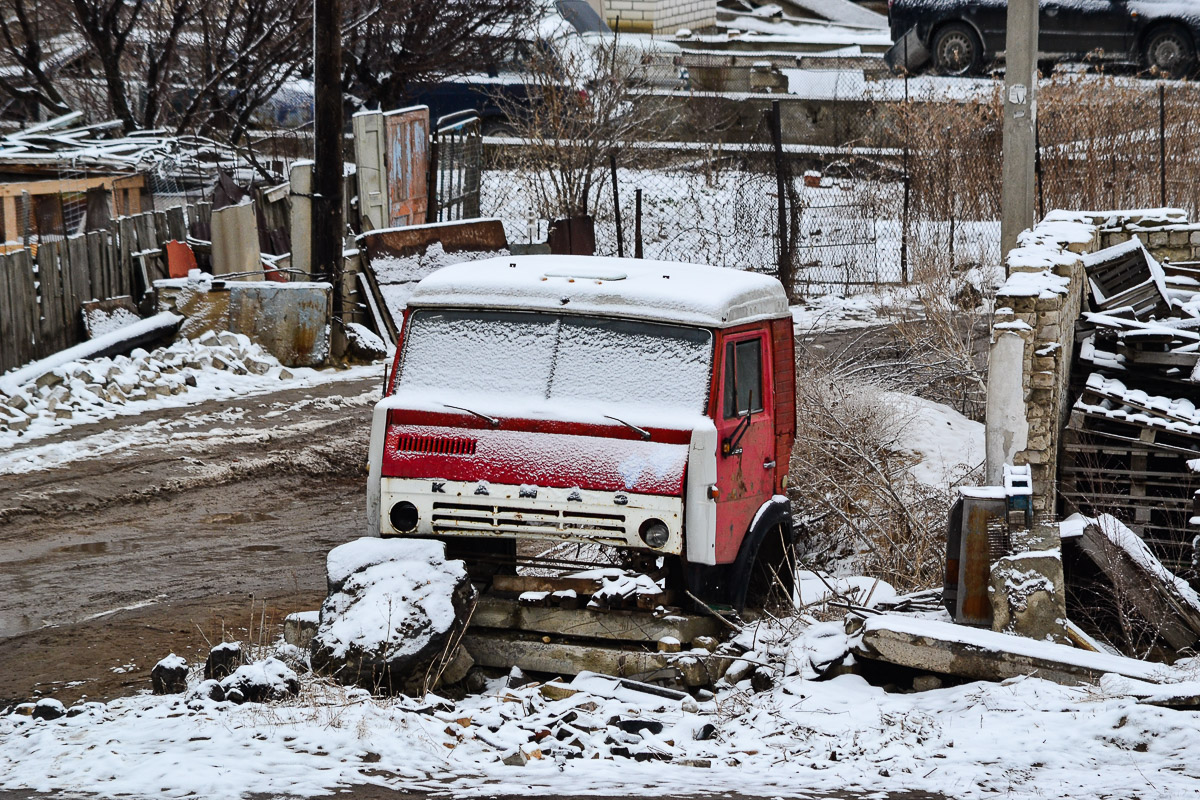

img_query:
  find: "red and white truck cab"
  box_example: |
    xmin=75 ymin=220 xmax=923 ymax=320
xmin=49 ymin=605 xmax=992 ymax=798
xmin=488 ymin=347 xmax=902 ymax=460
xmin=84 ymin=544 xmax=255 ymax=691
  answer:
xmin=367 ymin=255 xmax=796 ymax=609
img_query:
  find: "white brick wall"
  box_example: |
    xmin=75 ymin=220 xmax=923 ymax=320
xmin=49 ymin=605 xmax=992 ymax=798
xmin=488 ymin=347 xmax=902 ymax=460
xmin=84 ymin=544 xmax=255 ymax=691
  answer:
xmin=602 ymin=0 xmax=715 ymax=34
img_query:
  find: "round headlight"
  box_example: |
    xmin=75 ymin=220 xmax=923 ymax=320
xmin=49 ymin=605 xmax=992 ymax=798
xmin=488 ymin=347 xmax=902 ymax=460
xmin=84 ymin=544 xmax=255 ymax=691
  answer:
xmin=389 ymin=501 xmax=419 ymax=533
xmin=639 ymin=518 xmax=670 ymax=549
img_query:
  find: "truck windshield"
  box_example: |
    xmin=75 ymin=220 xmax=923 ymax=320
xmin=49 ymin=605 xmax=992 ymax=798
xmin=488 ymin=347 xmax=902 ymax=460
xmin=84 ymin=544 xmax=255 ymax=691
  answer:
xmin=397 ymin=309 xmax=713 ymax=415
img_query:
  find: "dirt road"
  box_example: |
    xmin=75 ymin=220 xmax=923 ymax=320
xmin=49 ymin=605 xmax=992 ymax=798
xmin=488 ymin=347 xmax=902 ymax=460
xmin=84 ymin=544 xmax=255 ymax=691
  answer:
xmin=0 ymin=369 xmax=383 ymax=707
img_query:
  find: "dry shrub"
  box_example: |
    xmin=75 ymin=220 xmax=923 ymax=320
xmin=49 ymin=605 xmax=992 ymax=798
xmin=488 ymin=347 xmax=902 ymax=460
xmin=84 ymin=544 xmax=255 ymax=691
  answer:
xmin=788 ymin=364 xmax=957 ymax=593
xmin=880 ymin=76 xmax=1200 ymax=236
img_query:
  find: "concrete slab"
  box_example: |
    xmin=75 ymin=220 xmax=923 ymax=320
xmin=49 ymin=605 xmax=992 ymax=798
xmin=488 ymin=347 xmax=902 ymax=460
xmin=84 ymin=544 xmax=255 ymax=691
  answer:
xmin=853 ymin=614 xmax=1174 ymax=686
xmin=472 ymin=595 xmax=722 ymax=644
xmin=463 ymin=630 xmax=710 ymax=686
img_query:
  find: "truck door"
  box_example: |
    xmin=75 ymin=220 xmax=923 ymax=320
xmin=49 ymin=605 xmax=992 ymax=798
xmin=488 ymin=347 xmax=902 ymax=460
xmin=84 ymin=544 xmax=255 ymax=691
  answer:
xmin=714 ymin=330 xmax=775 ymax=564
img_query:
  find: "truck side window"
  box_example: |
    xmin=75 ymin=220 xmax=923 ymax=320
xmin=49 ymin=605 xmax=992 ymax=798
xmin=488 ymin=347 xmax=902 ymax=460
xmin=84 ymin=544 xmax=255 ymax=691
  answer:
xmin=723 ymin=338 xmax=763 ymax=419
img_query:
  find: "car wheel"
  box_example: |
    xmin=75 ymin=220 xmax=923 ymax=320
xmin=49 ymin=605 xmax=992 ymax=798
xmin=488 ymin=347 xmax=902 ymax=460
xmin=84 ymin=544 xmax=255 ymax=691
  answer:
xmin=932 ymin=22 xmax=983 ymax=77
xmin=1144 ymin=26 xmax=1196 ymax=78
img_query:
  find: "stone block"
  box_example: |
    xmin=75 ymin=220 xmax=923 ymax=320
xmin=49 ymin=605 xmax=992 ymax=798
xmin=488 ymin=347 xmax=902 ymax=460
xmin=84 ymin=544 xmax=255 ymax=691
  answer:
xmin=283 ymin=611 xmax=319 ymax=650
xmin=1190 ymin=231 xmax=1200 ymax=245
xmin=1038 ymin=310 xmax=1060 ymax=327
xmin=1148 ymin=231 xmax=1169 ymax=247
xmin=1037 ymin=324 xmax=1061 ymax=342
xmin=1030 ymin=371 xmax=1055 ymax=389
xmin=989 ymin=551 xmax=1070 ymax=646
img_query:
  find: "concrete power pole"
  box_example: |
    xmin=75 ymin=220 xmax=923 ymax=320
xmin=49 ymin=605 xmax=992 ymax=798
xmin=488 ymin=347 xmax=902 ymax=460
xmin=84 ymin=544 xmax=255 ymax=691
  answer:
xmin=313 ymin=0 xmax=344 ymax=356
xmin=1000 ymin=0 xmax=1039 ymax=268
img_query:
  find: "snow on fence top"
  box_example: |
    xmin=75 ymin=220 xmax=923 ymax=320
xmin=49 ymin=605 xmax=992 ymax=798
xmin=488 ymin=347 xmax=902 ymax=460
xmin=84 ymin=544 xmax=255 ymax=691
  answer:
xmin=407 ymin=255 xmax=790 ymax=328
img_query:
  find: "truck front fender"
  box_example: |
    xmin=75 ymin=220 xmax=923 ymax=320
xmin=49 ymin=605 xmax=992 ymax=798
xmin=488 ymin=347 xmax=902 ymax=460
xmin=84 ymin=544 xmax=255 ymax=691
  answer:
xmin=729 ymin=495 xmax=794 ymax=612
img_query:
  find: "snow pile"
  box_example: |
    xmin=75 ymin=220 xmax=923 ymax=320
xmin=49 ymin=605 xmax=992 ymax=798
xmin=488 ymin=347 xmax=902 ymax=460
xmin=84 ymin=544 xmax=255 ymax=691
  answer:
xmin=881 ymin=391 xmax=984 ymax=488
xmin=311 ymin=538 xmax=473 ymax=693
xmin=0 ymin=331 xmax=298 ymax=441
xmin=371 ymin=242 xmax=508 ymax=323
xmin=795 ymin=571 xmax=898 ymax=610
xmin=343 ymin=321 xmax=387 ymax=357
xmin=83 ymin=305 xmax=141 ymax=338
xmin=219 ymin=658 xmax=300 ymax=703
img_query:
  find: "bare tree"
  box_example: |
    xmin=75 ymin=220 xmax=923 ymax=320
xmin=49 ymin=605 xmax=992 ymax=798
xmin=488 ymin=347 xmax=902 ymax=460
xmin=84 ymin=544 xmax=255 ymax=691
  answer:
xmin=0 ymin=0 xmax=309 ymax=140
xmin=342 ymin=0 xmax=534 ymax=112
xmin=497 ymin=34 xmax=669 ymax=220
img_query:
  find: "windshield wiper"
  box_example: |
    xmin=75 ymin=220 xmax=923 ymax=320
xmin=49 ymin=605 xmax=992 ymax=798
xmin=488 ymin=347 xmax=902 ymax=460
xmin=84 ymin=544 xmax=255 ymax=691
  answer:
xmin=444 ymin=404 xmax=500 ymax=428
xmin=604 ymin=414 xmax=651 ymax=441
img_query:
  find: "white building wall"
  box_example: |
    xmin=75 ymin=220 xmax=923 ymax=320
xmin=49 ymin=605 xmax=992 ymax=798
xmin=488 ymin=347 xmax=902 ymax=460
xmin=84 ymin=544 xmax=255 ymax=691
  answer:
xmin=600 ymin=0 xmax=715 ymax=34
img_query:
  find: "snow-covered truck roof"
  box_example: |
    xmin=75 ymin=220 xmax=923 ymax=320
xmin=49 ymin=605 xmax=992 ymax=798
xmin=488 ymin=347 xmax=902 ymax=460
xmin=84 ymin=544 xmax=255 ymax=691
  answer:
xmin=406 ymin=255 xmax=790 ymax=328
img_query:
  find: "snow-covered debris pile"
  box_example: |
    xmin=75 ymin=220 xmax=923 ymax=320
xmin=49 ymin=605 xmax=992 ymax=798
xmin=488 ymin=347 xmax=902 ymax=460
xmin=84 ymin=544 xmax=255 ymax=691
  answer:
xmin=343 ymin=321 xmax=388 ymax=361
xmin=310 ymin=538 xmax=476 ymax=695
xmin=0 ymin=331 xmax=294 ymax=435
xmin=151 ymin=654 xmax=189 ymax=695
xmin=219 ymin=657 xmax=300 ymax=704
xmin=368 ymin=241 xmax=508 ymax=323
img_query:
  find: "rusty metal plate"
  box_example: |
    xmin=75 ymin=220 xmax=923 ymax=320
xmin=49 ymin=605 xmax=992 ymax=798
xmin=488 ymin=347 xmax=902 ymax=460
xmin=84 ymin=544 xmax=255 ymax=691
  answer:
xmin=228 ymin=283 xmax=331 ymax=367
xmin=360 ymin=218 xmax=507 ymax=261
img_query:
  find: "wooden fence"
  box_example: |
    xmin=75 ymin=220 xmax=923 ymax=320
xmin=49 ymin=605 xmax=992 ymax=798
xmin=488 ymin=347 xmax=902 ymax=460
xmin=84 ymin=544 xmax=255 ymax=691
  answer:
xmin=0 ymin=202 xmax=213 ymax=375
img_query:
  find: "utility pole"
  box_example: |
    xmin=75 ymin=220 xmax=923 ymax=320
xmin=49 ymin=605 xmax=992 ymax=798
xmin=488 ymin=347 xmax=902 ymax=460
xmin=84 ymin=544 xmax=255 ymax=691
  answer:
xmin=313 ymin=0 xmax=344 ymax=354
xmin=1000 ymin=0 xmax=1039 ymax=269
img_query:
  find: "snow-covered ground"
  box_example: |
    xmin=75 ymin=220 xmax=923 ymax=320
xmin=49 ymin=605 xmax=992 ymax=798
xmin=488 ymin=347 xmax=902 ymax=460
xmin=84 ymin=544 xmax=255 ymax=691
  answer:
xmin=6 ymin=619 xmax=1200 ymax=800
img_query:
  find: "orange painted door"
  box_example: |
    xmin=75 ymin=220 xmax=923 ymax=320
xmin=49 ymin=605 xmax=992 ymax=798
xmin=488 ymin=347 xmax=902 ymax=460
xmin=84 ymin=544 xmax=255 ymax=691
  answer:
xmin=385 ymin=107 xmax=429 ymax=227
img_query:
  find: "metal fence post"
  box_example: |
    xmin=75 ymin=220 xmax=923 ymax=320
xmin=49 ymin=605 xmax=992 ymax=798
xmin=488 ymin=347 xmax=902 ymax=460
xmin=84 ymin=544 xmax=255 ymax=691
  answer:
xmin=610 ymin=151 xmax=624 ymax=258
xmin=901 ymin=62 xmax=910 ymax=286
xmin=634 ymin=188 xmax=643 ymax=259
xmin=1159 ymin=83 xmax=1167 ymax=208
xmin=769 ymin=100 xmax=789 ymax=288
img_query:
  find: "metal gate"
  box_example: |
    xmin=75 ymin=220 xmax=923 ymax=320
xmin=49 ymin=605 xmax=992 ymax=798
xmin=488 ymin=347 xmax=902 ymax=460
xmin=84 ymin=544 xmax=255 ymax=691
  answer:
xmin=428 ymin=110 xmax=482 ymax=223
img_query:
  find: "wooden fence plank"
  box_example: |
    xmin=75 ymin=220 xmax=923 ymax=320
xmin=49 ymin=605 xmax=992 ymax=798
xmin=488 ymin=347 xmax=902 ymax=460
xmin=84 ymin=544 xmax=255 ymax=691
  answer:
xmin=36 ymin=241 xmax=61 ymax=357
xmin=86 ymin=231 xmax=104 ymax=302
xmin=118 ymin=216 xmax=136 ymax=298
xmin=68 ymin=235 xmax=90 ymax=343
xmin=0 ymin=255 xmax=16 ymax=373
xmin=166 ymin=205 xmax=186 ymax=241
xmin=12 ymin=249 xmax=36 ymax=368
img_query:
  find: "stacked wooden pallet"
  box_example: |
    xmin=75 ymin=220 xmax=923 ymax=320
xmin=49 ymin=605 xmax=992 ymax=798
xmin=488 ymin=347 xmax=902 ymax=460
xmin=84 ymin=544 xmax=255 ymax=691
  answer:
xmin=1059 ymin=238 xmax=1200 ymax=572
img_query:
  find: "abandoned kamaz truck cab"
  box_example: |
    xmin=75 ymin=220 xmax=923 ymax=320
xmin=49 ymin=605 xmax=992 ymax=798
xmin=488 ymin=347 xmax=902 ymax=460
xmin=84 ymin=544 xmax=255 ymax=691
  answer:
xmin=367 ymin=255 xmax=796 ymax=610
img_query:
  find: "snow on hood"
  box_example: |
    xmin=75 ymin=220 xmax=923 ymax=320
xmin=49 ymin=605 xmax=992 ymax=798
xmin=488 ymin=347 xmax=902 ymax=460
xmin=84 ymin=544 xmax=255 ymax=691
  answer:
xmin=383 ymin=423 xmax=689 ymax=495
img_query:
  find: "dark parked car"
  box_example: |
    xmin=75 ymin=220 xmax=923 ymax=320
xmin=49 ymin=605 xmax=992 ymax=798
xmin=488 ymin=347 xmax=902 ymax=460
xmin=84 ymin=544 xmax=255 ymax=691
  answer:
xmin=887 ymin=0 xmax=1200 ymax=77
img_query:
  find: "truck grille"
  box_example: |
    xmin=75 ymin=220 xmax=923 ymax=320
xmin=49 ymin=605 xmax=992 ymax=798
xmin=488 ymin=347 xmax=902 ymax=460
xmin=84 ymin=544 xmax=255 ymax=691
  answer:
xmin=431 ymin=500 xmax=627 ymax=541
xmin=393 ymin=433 xmax=477 ymax=456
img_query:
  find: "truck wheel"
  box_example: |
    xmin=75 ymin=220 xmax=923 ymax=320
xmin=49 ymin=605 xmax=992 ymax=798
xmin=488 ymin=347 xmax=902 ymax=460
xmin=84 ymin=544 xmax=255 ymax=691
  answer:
xmin=932 ymin=23 xmax=983 ymax=76
xmin=1144 ymin=26 xmax=1196 ymax=79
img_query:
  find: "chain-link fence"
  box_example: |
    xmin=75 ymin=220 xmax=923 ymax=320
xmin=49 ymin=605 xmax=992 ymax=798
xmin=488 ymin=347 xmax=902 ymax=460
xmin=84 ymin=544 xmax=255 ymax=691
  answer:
xmin=480 ymin=73 xmax=1200 ymax=298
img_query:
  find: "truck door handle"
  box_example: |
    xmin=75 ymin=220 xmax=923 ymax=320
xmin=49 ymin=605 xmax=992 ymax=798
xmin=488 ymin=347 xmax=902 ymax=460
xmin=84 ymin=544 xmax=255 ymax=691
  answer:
xmin=763 ymin=460 xmax=776 ymax=469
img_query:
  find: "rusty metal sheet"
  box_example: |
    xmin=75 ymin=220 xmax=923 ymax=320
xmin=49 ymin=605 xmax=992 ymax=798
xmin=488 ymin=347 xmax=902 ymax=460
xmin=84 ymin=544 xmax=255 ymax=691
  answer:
xmin=384 ymin=107 xmax=429 ymax=228
xmin=955 ymin=495 xmax=1006 ymax=628
xmin=227 ymin=283 xmax=331 ymax=367
xmin=359 ymin=218 xmax=507 ymax=261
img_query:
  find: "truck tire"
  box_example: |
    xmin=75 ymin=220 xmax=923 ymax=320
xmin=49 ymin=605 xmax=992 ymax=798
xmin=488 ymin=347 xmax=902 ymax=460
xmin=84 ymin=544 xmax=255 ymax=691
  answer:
xmin=932 ymin=22 xmax=983 ymax=77
xmin=1144 ymin=26 xmax=1196 ymax=79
